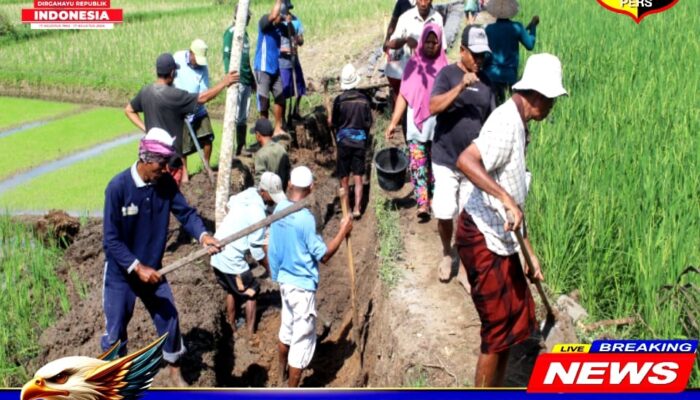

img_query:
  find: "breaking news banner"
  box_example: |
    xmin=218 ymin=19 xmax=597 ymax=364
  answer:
xmin=528 ymin=340 xmax=698 ymax=393
xmin=20 ymin=0 xmax=122 ymax=29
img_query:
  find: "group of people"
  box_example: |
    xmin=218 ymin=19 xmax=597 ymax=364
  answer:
xmin=103 ymin=0 xmax=358 ymax=389
xmin=380 ymin=0 xmax=566 ymax=387
xmin=100 ymin=0 xmax=566 ymax=389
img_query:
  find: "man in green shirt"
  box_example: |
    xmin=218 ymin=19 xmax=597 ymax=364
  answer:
xmin=252 ymin=118 xmax=291 ymax=190
xmin=223 ymin=4 xmax=257 ymax=156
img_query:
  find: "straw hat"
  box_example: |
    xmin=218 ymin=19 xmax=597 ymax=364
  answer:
xmin=485 ymin=0 xmax=519 ymax=19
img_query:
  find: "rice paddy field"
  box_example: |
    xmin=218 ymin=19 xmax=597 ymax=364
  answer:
xmin=0 ymin=0 xmax=698 ymax=388
xmin=519 ymin=0 xmax=699 ymax=347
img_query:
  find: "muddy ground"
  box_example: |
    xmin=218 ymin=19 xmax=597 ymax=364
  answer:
xmin=27 ymin=134 xmax=384 ymax=387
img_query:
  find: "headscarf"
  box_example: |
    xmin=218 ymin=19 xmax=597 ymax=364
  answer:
xmin=399 ymin=23 xmax=448 ymax=131
xmin=139 ymin=128 xmax=175 ymax=163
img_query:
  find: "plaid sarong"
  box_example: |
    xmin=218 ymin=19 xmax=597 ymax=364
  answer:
xmin=455 ymin=211 xmax=538 ymax=354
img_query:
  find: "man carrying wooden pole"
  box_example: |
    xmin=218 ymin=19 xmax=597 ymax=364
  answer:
xmin=216 ymin=0 xmax=250 ymax=228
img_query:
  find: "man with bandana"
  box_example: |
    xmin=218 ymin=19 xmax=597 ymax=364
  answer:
xmin=102 ymin=128 xmax=222 ymax=386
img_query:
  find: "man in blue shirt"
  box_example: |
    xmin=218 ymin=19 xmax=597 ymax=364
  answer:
xmin=268 ymin=166 xmax=353 ymax=387
xmin=211 ymin=172 xmax=287 ymax=336
xmin=254 ymin=0 xmax=291 ymax=136
xmin=174 ymin=39 xmax=216 ymax=172
xmin=102 ymin=128 xmax=221 ymax=386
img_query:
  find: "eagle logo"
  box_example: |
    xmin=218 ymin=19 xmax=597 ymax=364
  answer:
xmin=20 ymin=335 xmax=166 ymax=400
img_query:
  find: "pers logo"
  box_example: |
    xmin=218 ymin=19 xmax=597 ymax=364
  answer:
xmin=528 ymin=340 xmax=698 ymax=393
xmin=596 ymin=0 xmax=680 ymax=23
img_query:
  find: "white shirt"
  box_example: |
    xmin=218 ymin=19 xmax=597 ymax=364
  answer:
xmin=405 ymin=105 xmax=436 ymax=143
xmin=463 ymin=99 xmax=528 ymax=256
xmin=385 ymin=7 xmax=445 ymax=79
xmin=211 ymin=188 xmax=267 ymax=275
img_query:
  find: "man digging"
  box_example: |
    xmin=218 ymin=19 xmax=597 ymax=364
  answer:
xmin=268 ymin=166 xmax=353 ymax=387
xmin=210 ymin=172 xmax=287 ymax=339
xmin=455 ymin=53 xmax=567 ymax=386
xmin=102 ymin=128 xmax=222 ymax=386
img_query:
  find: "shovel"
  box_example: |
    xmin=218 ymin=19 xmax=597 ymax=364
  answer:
xmin=184 ymin=117 xmax=215 ymax=185
xmin=506 ymin=211 xmax=557 ymax=339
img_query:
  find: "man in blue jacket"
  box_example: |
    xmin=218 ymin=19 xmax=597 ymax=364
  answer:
xmin=102 ymin=127 xmax=221 ymax=386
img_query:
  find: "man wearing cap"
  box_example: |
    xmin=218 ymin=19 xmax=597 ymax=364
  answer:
xmin=211 ymin=172 xmax=287 ymax=337
xmin=268 ymin=166 xmax=353 ymax=387
xmin=102 ymin=128 xmax=222 ymax=386
xmin=224 ymin=3 xmax=257 ymax=156
xmin=173 ymin=39 xmax=216 ymax=177
xmin=385 ymin=0 xmax=445 ymax=109
xmin=254 ymin=0 xmax=291 ymax=136
xmin=329 ymin=63 xmax=373 ymax=218
xmin=279 ymin=8 xmax=307 ymax=123
xmin=253 ymin=118 xmax=291 ymax=189
xmin=455 ymin=53 xmax=567 ymax=387
xmin=125 ymin=52 xmax=239 ymax=184
xmin=429 ymin=25 xmax=495 ymax=289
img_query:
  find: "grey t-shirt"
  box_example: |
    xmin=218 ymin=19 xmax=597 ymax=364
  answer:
xmin=130 ymin=83 xmax=199 ymax=155
xmin=430 ymin=63 xmax=495 ymax=169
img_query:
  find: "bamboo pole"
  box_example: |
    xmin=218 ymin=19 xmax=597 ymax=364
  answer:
xmin=215 ymin=0 xmax=250 ymax=229
xmin=161 ymin=196 xmax=312 ymax=276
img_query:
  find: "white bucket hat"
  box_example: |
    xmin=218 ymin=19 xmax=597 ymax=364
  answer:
xmin=512 ymin=53 xmax=568 ymax=98
xmin=485 ymin=0 xmax=519 ymax=19
xmin=340 ymin=63 xmax=361 ymax=90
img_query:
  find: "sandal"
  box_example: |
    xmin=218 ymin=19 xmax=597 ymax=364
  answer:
xmin=352 ymin=210 xmax=362 ymax=219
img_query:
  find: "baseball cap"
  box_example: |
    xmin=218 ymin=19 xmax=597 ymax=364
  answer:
xmin=156 ymin=53 xmax=179 ymax=76
xmin=512 ymin=53 xmax=568 ymax=98
xmin=290 ymin=166 xmax=313 ymax=188
xmin=259 ymin=172 xmax=287 ymax=203
xmin=250 ymin=118 xmax=274 ymax=136
xmin=461 ymin=26 xmax=491 ymax=54
xmin=190 ymin=39 xmax=208 ymax=66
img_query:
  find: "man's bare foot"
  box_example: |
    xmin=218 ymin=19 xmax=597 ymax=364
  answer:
xmin=456 ymin=262 xmax=472 ymax=295
xmin=438 ymin=255 xmax=452 ymax=282
xmin=169 ymin=365 xmax=189 ymax=387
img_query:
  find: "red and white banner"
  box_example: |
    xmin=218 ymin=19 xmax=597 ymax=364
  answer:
xmin=21 ymin=0 xmax=122 ymax=29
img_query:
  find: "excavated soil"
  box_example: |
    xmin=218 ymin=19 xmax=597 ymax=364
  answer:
xmin=28 ymin=140 xmax=383 ymax=388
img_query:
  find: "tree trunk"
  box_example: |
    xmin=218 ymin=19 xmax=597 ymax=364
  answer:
xmin=215 ymin=0 xmax=250 ymax=229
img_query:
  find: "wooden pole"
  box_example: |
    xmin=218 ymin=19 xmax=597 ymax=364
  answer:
xmin=215 ymin=0 xmax=250 ymax=229
xmin=338 ymin=188 xmax=358 ymax=340
xmin=161 ymin=196 xmax=312 ymax=276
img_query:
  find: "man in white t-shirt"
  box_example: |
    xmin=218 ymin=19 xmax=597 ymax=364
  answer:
xmin=384 ymin=0 xmax=445 ymax=108
xmin=455 ymin=53 xmax=567 ymax=387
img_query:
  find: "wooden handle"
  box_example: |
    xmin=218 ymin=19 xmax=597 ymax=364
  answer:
xmin=160 ymin=196 xmax=313 ymax=276
xmin=506 ymin=210 xmax=555 ymax=317
xmin=338 ymin=188 xmax=358 ymax=333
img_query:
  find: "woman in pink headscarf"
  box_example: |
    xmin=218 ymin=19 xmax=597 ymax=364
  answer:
xmin=385 ymin=23 xmax=448 ymax=220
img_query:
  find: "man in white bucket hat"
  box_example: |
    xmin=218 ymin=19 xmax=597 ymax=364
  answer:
xmin=329 ymin=64 xmax=373 ymax=218
xmin=455 ymin=53 xmax=567 ymax=387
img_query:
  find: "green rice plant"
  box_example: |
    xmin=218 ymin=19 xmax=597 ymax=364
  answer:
xmin=0 ymin=97 xmax=77 ymax=130
xmin=0 ymin=216 xmax=68 ymax=386
xmin=0 ymin=121 xmax=223 ymax=212
xmin=509 ymin=2 xmax=699 ymax=386
xmin=0 ymin=0 xmax=394 ymax=96
xmin=372 ymin=118 xmax=402 ymax=289
xmin=0 ymin=107 xmax=137 ymax=181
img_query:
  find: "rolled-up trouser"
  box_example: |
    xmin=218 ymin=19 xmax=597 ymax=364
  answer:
xmin=278 ymin=283 xmax=317 ymax=369
xmin=236 ymin=84 xmax=253 ymax=127
xmin=101 ymin=264 xmax=186 ymax=363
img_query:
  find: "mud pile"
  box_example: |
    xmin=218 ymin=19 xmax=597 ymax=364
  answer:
xmin=30 ymin=144 xmax=382 ymax=388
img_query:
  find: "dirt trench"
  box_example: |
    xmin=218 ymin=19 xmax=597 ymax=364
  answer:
xmin=27 ymin=122 xmax=391 ymax=387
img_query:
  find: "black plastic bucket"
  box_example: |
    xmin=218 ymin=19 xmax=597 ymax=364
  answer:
xmin=374 ymin=147 xmax=409 ymax=191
